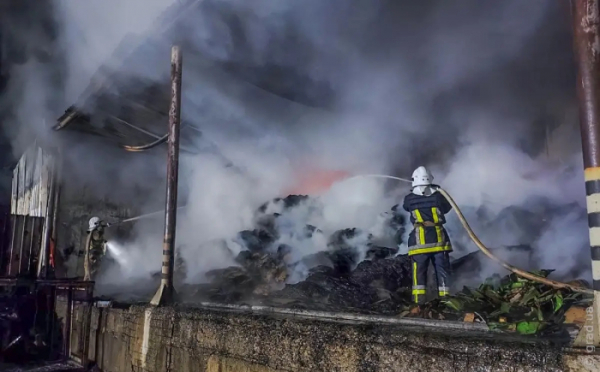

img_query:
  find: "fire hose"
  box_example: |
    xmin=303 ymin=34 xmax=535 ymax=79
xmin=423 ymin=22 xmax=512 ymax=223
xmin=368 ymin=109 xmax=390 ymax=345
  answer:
xmin=347 ymin=174 xmax=594 ymax=295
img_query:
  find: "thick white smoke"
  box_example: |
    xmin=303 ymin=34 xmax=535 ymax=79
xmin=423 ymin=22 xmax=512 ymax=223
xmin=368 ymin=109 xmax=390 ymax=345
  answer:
xmin=438 ymin=139 xmax=588 ymax=285
xmin=0 ymin=0 xmax=589 ymax=295
xmin=54 ymin=0 xmax=177 ymax=102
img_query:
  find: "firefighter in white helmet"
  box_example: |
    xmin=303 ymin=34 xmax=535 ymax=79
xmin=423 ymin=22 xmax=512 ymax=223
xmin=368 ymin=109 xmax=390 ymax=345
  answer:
xmin=84 ymin=216 xmax=108 ymax=281
xmin=402 ymin=166 xmax=452 ymax=304
xmin=88 ymin=217 xmax=101 ymax=231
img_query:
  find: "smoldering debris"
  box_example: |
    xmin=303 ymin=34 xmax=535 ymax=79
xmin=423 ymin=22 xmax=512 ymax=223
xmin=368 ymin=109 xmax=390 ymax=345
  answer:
xmin=260 ymin=255 xmax=413 ymax=314
xmin=176 ymin=194 xmax=404 ymax=304
xmin=180 ymin=254 xmax=414 ymax=314
xmin=184 ymin=230 xmax=406 ymax=309
xmin=97 ymin=193 xmax=404 ymax=302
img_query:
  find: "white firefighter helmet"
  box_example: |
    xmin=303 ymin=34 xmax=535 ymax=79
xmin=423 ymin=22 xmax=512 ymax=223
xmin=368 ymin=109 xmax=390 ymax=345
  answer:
xmin=411 ymin=166 xmax=433 ymax=187
xmin=88 ymin=217 xmax=101 ymax=231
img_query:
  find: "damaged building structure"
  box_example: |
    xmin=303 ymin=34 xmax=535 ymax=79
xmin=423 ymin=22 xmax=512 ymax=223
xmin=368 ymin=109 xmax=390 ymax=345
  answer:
xmin=0 ymin=0 xmax=599 ymax=371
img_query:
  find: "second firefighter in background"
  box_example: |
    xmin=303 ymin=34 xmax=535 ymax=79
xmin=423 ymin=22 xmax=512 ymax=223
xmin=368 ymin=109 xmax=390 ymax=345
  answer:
xmin=84 ymin=216 xmax=108 ymax=281
xmin=402 ymin=166 xmax=453 ymax=304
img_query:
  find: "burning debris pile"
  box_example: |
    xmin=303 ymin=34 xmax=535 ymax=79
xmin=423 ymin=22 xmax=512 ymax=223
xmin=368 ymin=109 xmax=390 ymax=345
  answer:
xmin=179 ymin=194 xmax=409 ymax=309
xmin=184 ymin=251 xmax=414 ymax=314
xmin=260 ymin=254 xmax=413 ymax=313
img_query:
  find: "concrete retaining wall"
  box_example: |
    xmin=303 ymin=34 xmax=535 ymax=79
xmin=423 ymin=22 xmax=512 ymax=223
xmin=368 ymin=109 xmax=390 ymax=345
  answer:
xmin=55 ymin=300 xmax=599 ymax=372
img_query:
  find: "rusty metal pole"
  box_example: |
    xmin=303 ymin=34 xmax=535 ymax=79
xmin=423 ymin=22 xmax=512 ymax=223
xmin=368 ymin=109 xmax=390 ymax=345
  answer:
xmin=573 ymin=0 xmax=600 ymax=346
xmin=151 ymin=45 xmax=182 ymax=306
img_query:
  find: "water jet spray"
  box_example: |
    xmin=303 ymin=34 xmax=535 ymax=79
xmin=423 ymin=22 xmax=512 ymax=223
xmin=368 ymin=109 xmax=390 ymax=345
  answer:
xmin=107 ymin=206 xmax=188 ymax=227
xmin=105 ymin=241 xmax=129 ymax=267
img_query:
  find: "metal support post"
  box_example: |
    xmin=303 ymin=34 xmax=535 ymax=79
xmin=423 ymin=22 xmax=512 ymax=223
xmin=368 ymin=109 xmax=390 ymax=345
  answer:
xmin=151 ymin=45 xmax=182 ymax=306
xmin=63 ymin=287 xmax=73 ymax=357
xmin=573 ymin=0 xmax=600 ymax=347
xmin=39 ymin=155 xmax=57 ymax=278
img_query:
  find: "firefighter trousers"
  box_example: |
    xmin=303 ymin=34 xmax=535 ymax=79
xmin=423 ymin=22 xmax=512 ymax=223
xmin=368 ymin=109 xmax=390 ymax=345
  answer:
xmin=411 ymin=251 xmax=451 ymax=304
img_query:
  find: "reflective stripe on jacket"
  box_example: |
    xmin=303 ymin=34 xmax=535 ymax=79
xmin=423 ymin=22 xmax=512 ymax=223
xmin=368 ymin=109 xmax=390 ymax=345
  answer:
xmin=403 ymin=190 xmax=453 ymax=255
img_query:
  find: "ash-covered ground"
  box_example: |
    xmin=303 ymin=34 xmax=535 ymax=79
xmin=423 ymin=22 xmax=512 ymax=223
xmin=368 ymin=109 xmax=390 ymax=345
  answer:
xmin=96 ymin=193 xmax=584 ymax=317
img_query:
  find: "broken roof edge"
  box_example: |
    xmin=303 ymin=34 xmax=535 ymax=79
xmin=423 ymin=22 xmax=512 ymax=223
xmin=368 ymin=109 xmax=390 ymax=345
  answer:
xmin=52 ymin=0 xmax=331 ymax=160
xmin=10 ymin=135 xmax=62 ymax=170
xmin=53 ymin=105 xmax=205 ymax=155
xmin=50 ymin=0 xmax=204 ymax=153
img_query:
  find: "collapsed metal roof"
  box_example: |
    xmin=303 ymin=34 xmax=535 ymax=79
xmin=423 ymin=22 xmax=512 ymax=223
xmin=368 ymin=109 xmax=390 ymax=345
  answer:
xmin=53 ymin=1 xmax=206 ymax=156
xmin=53 ymin=0 xmax=334 ymax=156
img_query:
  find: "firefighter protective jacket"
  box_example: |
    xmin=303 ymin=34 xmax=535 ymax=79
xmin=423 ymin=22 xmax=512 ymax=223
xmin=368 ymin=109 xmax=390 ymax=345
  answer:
xmin=402 ymin=188 xmax=453 ymax=256
xmin=84 ymin=225 xmax=107 ymax=281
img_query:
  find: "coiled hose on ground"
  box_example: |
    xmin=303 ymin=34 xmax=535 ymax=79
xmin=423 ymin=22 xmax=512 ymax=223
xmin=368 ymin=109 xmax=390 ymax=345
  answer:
xmin=346 ymin=174 xmax=593 ymax=295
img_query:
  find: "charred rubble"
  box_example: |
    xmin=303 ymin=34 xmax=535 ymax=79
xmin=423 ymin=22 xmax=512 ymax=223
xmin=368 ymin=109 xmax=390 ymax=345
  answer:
xmin=178 ymin=194 xmax=413 ymax=311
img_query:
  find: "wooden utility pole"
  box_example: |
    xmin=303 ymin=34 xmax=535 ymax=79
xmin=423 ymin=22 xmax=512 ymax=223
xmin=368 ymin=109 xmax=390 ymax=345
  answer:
xmin=151 ymin=45 xmax=182 ymax=306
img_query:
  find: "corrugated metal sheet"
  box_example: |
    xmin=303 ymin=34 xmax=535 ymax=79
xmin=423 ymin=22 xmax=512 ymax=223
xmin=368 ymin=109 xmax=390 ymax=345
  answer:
xmin=10 ymin=165 xmax=17 ymax=215
xmin=11 ymin=145 xmax=56 ymax=217
xmin=16 ymin=154 xmax=25 ymax=214
xmin=37 ymin=147 xmax=50 ymax=217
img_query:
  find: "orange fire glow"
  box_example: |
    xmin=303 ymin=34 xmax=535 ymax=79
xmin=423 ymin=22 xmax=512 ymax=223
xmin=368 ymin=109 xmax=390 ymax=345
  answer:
xmin=285 ymin=169 xmax=351 ymax=196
